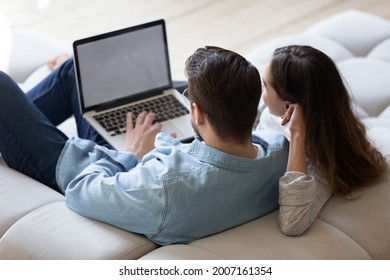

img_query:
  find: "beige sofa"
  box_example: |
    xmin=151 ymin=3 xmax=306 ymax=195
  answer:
xmin=0 ymin=10 xmax=389 ymax=260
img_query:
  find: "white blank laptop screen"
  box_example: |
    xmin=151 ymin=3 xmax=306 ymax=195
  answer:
xmin=76 ymin=24 xmax=170 ymax=108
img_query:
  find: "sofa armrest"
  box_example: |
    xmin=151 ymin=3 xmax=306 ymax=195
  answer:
xmin=0 ymin=165 xmax=64 ymax=238
xmin=140 ymin=212 xmax=371 ymax=260
xmin=0 ymin=12 xmax=70 ymax=84
xmin=0 ymin=202 xmax=158 ymax=260
xmin=8 ymin=28 xmax=70 ymax=84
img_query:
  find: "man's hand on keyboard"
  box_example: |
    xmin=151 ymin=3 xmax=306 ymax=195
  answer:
xmin=123 ymin=111 xmax=162 ymax=159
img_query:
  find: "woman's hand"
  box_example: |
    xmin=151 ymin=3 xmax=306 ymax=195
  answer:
xmin=281 ymin=104 xmax=306 ymax=138
xmin=123 ymin=111 xmax=162 ymax=159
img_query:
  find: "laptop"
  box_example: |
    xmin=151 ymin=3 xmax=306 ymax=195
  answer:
xmin=73 ymin=19 xmax=195 ymax=150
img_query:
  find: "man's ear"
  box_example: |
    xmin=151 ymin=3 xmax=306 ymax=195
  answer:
xmin=192 ymin=103 xmax=206 ymax=126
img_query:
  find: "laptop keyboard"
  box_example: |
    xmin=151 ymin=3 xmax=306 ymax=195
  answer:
xmin=93 ymin=95 xmax=189 ymax=136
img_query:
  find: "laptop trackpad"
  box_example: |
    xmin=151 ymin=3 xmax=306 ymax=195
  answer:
xmin=161 ymin=122 xmax=186 ymax=139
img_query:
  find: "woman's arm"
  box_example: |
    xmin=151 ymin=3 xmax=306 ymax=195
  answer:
xmin=282 ymin=104 xmax=307 ymax=173
xmin=279 ymin=171 xmax=332 ymax=235
xmin=255 ymin=104 xmax=332 ymax=235
xmin=278 ymin=104 xmax=331 ymax=235
xmin=287 ymin=132 xmax=307 ymax=173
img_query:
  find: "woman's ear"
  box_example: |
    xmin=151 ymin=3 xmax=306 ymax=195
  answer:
xmin=284 ymin=101 xmax=292 ymax=110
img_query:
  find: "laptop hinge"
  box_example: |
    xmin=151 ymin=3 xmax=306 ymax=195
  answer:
xmin=94 ymin=90 xmax=165 ymax=112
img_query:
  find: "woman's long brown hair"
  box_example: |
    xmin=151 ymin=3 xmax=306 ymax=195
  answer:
xmin=269 ymin=45 xmax=387 ymax=196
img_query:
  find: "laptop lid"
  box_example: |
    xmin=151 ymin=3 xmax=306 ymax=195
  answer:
xmin=73 ymin=19 xmax=172 ymax=114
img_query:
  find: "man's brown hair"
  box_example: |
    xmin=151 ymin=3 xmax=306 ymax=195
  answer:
xmin=184 ymin=46 xmax=262 ymax=143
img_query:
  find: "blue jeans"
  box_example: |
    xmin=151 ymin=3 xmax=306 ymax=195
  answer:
xmin=0 ymin=71 xmax=67 ymax=193
xmin=0 ymin=59 xmax=109 ymax=193
xmin=0 ymin=58 xmax=188 ymax=193
xmin=26 ymin=58 xmax=108 ymax=144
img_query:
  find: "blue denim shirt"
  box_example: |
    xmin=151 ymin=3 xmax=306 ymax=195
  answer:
xmin=56 ymin=132 xmax=288 ymax=245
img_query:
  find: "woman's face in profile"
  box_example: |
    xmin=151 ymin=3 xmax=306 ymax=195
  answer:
xmin=262 ymin=65 xmax=288 ymax=117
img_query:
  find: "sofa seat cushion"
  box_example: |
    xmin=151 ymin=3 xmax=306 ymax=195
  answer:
xmin=0 ymin=202 xmax=158 ymax=259
xmin=304 ymin=10 xmax=390 ymax=56
xmin=364 ymin=117 xmax=390 ymax=131
xmin=337 ymin=58 xmax=390 ymax=117
xmin=365 ymin=107 xmax=390 ymax=136
xmin=0 ymin=165 xmax=64 ymax=238
xmin=368 ymin=128 xmax=390 ymax=155
xmin=246 ymin=34 xmax=353 ymax=73
xmin=140 ymin=212 xmax=371 ymax=260
xmin=368 ymin=38 xmax=390 ymax=62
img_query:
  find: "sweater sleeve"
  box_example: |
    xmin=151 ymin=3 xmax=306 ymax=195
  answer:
xmin=278 ymin=171 xmax=332 ymax=236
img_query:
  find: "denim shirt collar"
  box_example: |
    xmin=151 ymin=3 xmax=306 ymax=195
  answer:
xmin=173 ymin=135 xmax=272 ymax=172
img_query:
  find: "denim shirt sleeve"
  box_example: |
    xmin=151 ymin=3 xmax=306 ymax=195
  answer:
xmin=56 ymin=138 xmax=167 ymax=236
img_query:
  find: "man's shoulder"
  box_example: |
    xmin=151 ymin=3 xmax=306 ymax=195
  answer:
xmin=252 ymin=130 xmax=289 ymax=152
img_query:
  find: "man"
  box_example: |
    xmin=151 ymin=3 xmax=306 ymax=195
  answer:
xmin=0 ymin=46 xmax=288 ymax=245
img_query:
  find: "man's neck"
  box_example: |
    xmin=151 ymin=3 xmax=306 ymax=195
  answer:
xmin=193 ymin=114 xmax=257 ymax=159
xmin=203 ymin=134 xmax=257 ymax=159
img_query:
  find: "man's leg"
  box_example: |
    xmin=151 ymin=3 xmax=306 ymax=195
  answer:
xmin=0 ymin=71 xmax=67 ymax=193
xmin=26 ymin=58 xmax=108 ymax=146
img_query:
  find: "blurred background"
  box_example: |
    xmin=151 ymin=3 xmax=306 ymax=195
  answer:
xmin=1 ymin=0 xmax=389 ymax=79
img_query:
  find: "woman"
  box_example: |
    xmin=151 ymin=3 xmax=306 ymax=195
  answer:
xmin=258 ymin=45 xmax=388 ymax=235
